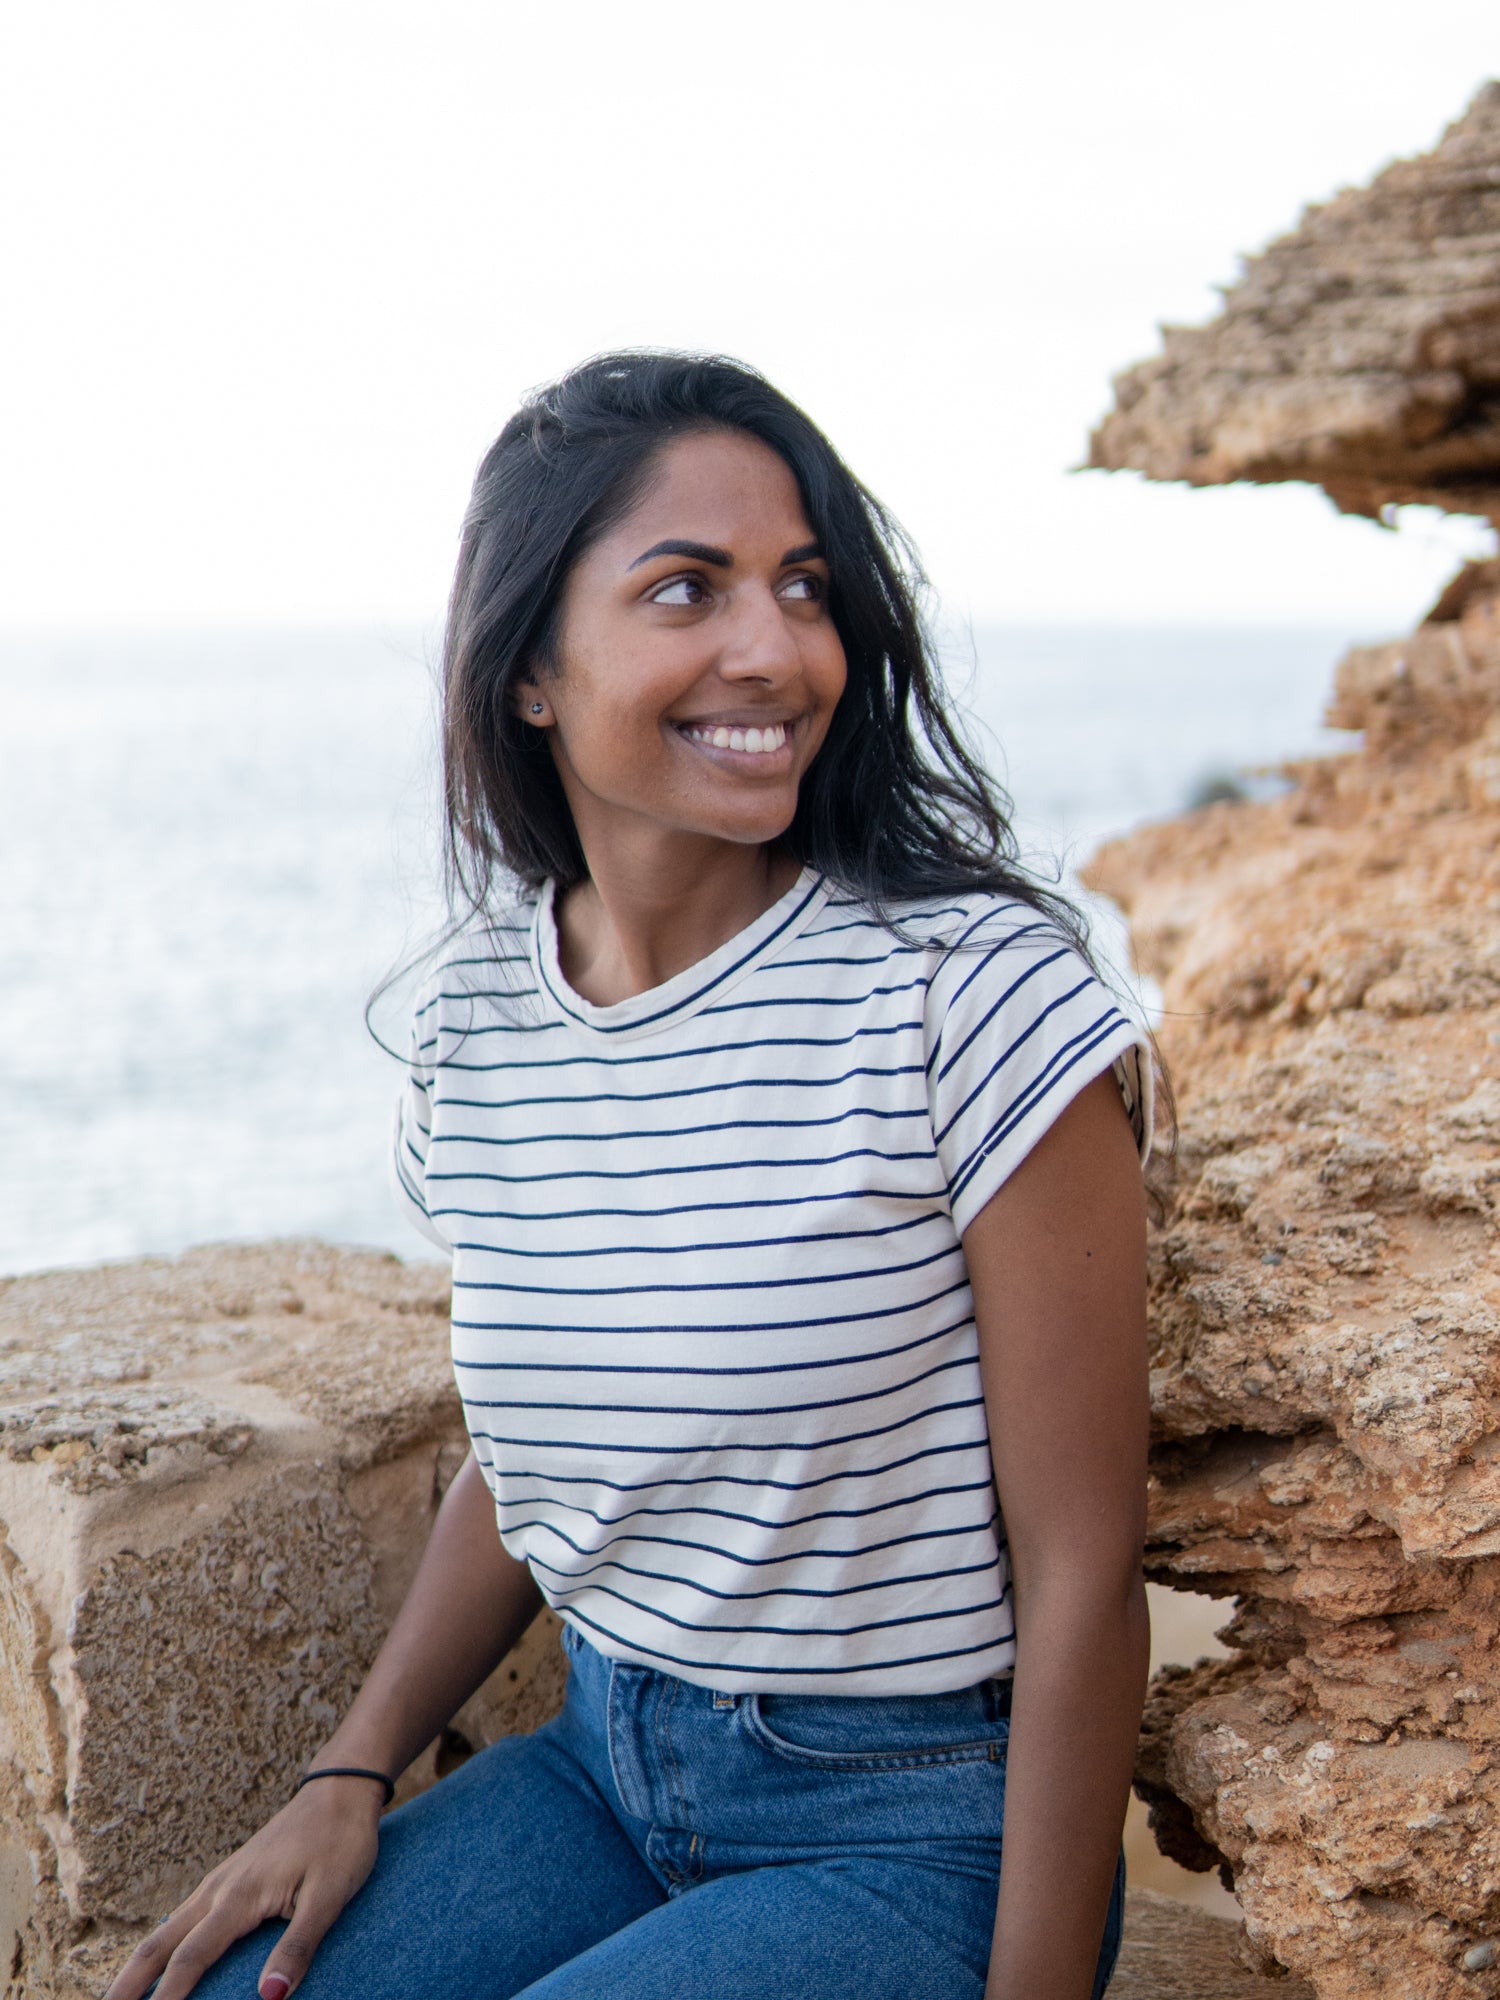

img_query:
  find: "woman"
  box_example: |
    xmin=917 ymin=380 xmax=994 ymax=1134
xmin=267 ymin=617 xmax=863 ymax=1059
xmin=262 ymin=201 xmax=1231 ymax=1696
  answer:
xmin=108 ymin=352 xmax=1152 ymax=2000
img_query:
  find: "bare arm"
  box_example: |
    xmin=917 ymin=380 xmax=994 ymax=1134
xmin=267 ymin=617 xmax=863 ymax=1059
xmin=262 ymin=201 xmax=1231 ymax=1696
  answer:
xmin=967 ymin=1070 xmax=1151 ymax=2000
xmin=107 ymin=1450 xmax=541 ymax=2000
xmin=312 ymin=1450 xmax=542 ymax=1781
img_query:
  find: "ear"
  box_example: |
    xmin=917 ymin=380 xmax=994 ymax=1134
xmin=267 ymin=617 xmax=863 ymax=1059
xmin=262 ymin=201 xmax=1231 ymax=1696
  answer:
xmin=513 ymin=678 xmax=553 ymax=726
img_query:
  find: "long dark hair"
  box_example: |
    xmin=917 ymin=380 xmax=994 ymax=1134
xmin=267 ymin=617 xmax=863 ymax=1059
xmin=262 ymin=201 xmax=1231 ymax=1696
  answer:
xmin=439 ymin=349 xmax=1092 ymax=955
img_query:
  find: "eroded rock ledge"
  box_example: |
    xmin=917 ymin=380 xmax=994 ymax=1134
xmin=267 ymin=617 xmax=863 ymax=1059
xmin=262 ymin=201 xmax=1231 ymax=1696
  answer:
xmin=1087 ymin=82 xmax=1500 ymax=524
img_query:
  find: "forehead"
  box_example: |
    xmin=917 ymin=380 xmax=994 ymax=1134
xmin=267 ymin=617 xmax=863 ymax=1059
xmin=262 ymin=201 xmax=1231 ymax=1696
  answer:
xmin=607 ymin=430 xmax=812 ymax=552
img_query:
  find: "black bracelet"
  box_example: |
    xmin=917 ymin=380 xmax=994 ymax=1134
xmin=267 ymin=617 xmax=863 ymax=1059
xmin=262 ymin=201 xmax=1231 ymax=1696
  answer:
xmin=296 ymin=1765 xmax=395 ymax=1808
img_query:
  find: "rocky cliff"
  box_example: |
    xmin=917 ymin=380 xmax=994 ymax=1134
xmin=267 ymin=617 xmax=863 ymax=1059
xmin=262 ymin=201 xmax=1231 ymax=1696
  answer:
xmin=1084 ymin=523 xmax=1500 ymax=1999
xmin=1084 ymin=79 xmax=1500 ymax=1994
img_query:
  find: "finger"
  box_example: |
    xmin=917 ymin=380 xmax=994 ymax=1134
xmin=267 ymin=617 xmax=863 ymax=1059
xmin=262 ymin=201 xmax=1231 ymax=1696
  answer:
xmin=103 ymin=1903 xmax=207 ymax=2000
xmin=257 ymin=1890 xmax=349 ymax=2000
xmin=150 ymin=1902 xmax=275 ymax=2000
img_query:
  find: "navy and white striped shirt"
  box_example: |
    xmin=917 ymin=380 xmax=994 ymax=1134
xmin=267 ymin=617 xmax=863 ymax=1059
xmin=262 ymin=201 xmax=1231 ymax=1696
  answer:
xmin=393 ymin=868 xmax=1152 ymax=1693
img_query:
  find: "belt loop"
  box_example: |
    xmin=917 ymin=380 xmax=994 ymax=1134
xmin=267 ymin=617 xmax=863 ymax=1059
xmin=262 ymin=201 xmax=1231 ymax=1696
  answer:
xmin=712 ymin=1690 xmax=738 ymax=1711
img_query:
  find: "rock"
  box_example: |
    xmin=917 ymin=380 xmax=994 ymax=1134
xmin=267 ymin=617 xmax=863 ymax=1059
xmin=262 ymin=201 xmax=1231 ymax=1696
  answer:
xmin=1113 ymin=1888 xmax=1314 ymax=1998
xmin=0 ymin=1241 xmax=565 ymax=1998
xmin=0 ymin=1245 xmax=1319 ymax=2000
xmin=1086 ymin=82 xmax=1500 ymax=524
xmin=1086 ymin=576 xmax=1500 ymax=1995
xmin=1086 ymin=89 xmax=1500 ymax=1987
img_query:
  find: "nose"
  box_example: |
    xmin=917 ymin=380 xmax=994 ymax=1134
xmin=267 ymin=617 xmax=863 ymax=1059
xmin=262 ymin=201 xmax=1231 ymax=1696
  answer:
xmin=717 ymin=581 xmax=802 ymax=685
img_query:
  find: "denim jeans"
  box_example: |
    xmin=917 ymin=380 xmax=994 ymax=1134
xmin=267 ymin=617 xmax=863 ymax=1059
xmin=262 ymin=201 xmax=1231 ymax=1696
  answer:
xmin=189 ymin=1622 xmax=1123 ymax=1999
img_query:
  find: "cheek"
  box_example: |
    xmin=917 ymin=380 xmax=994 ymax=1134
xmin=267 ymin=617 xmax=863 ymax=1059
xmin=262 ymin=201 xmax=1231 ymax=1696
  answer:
xmin=813 ymin=638 xmax=849 ymax=718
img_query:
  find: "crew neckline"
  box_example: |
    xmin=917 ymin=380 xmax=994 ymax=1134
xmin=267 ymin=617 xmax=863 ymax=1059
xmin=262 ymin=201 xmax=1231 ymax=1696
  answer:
xmin=531 ymin=866 xmax=829 ymax=1041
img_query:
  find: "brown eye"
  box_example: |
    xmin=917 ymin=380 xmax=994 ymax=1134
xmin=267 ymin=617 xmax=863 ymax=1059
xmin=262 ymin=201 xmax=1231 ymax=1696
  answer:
xmin=779 ymin=574 xmax=824 ymax=602
xmin=649 ymin=575 xmax=709 ymax=606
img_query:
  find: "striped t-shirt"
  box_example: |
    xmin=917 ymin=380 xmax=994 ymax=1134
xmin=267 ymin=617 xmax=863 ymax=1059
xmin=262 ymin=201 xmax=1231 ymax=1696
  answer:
xmin=393 ymin=868 xmax=1152 ymax=1694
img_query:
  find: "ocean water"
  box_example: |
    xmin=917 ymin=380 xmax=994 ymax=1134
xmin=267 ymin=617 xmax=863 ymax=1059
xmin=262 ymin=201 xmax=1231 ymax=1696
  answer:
xmin=0 ymin=621 xmax=1357 ymax=1278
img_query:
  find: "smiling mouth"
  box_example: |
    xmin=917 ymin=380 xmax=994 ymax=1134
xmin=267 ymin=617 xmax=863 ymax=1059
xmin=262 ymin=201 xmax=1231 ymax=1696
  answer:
xmin=677 ymin=721 xmax=789 ymax=756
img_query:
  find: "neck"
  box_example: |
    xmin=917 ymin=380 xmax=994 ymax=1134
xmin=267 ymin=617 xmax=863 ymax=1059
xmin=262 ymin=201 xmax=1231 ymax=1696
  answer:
xmin=554 ymin=829 xmax=801 ymax=1006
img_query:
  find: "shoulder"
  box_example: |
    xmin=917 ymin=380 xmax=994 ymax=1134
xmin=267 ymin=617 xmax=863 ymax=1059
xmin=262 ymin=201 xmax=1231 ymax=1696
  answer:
xmin=901 ymin=888 xmax=1072 ymax=960
xmin=411 ymin=893 xmax=541 ymax=1038
xmin=912 ymin=890 xmax=1127 ymax=1069
xmin=802 ymin=886 xmax=1073 ymax=967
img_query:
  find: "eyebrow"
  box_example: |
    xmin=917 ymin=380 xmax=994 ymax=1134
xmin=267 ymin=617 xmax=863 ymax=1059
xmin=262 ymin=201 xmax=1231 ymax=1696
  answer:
xmin=628 ymin=537 xmax=825 ymax=571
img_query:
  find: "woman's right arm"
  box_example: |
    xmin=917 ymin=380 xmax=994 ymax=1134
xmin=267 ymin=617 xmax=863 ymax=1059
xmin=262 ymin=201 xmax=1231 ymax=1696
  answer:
xmin=105 ymin=1450 xmax=543 ymax=2000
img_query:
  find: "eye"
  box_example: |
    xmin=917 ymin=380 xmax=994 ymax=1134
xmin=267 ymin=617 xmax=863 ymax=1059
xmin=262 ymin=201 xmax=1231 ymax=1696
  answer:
xmin=778 ymin=573 xmax=824 ymax=602
xmin=648 ymin=575 xmax=710 ymax=607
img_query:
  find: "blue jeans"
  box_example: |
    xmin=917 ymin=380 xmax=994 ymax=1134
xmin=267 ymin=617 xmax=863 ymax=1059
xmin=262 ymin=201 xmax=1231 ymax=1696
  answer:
xmin=191 ymin=1623 xmax=1123 ymax=1998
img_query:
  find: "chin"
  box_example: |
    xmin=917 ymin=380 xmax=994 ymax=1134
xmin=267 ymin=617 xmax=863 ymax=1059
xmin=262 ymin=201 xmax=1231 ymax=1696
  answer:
xmin=706 ymin=808 xmax=798 ymax=848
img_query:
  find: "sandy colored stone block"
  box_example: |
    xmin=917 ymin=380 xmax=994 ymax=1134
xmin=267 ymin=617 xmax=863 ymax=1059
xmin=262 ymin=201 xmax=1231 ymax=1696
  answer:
xmin=0 ymin=1241 xmax=565 ymax=1998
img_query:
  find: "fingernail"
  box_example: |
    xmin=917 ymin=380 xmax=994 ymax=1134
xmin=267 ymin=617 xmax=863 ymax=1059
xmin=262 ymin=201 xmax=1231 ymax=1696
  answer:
xmin=260 ymin=1977 xmax=291 ymax=2000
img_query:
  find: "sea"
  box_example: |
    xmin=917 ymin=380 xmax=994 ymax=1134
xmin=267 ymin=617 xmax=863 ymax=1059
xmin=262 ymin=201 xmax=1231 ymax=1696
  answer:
xmin=0 ymin=622 xmax=1359 ymax=1279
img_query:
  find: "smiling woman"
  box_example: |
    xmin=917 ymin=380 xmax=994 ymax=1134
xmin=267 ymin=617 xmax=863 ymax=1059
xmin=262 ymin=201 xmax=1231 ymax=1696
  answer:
xmin=107 ymin=353 xmax=1154 ymax=2000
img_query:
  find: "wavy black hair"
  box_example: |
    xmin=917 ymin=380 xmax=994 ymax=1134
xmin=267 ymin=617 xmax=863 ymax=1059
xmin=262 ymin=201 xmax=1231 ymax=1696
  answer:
xmin=437 ymin=349 xmax=1096 ymax=955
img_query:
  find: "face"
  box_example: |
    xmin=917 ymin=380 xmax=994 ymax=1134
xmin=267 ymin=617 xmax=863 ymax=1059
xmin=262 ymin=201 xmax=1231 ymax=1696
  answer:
xmin=516 ymin=429 xmax=847 ymax=863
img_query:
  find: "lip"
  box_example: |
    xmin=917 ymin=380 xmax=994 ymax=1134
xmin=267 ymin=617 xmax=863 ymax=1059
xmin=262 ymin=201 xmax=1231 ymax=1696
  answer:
xmin=672 ymin=711 xmax=801 ymax=731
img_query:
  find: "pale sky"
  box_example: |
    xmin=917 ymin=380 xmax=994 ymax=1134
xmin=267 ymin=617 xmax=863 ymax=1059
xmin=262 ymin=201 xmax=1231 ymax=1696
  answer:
xmin=4 ymin=1 xmax=1499 ymax=631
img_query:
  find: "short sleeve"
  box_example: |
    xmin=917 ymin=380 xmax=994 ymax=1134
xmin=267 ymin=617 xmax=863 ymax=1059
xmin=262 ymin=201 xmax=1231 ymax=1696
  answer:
xmin=925 ymin=913 xmax=1155 ymax=1237
xmin=389 ymin=987 xmax=451 ymax=1253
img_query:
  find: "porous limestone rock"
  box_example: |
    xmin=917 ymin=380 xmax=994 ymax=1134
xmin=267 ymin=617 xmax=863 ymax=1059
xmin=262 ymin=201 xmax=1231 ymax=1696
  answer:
xmin=1085 ymin=588 xmax=1500 ymax=1998
xmin=0 ymin=1241 xmax=565 ymax=1999
xmin=1087 ymin=82 xmax=1500 ymax=524
xmin=1113 ymin=1889 xmax=1313 ymax=2000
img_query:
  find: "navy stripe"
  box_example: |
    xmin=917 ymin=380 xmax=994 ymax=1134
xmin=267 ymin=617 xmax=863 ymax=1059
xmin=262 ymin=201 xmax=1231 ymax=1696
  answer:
xmin=436 ymin=1062 xmax=928 ymax=1115
xmin=434 ymin=1021 xmax=921 ymax=1074
xmin=494 ymin=1475 xmax=995 ymax=1534
xmin=518 ymin=1511 xmax=997 ymax=1572
xmin=456 ymin=1349 xmax=975 ymax=1419
xmin=453 ymin=1309 xmax=971 ymax=1376
xmin=450 ymin=1276 xmax=972 ymax=1339
xmin=467 ymin=1393 xmax=987 ymax=1457
xmin=426 ymin=1143 xmax=937 ymax=1188
xmin=527 ymin=1550 xmax=999 ymax=1602
xmin=429 ymin=1101 xmax=928 ymax=1150
xmin=448 ymin=1210 xmax=941 ymax=1260
xmin=551 ymin=1583 xmax=1011 ymax=1644
xmin=696 ymin=976 xmax=929 ymax=1018
xmin=485 ymin=1437 xmax=988 ymax=1498
xmin=449 ymin=1241 xmax=960 ymax=1301
xmin=429 ymin=1184 xmax=943 ymax=1225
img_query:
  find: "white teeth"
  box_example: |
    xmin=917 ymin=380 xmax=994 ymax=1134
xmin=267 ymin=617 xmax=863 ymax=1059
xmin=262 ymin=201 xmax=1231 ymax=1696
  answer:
xmin=682 ymin=721 xmax=789 ymax=753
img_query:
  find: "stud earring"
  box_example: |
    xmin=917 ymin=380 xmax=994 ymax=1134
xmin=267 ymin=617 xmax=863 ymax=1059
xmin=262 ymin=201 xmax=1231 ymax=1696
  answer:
xmin=530 ymin=702 xmax=544 ymax=716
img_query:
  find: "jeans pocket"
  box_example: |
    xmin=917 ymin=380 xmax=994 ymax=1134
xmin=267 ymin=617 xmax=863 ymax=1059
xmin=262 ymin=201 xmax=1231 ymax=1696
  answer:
xmin=744 ymin=1687 xmax=1010 ymax=1772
